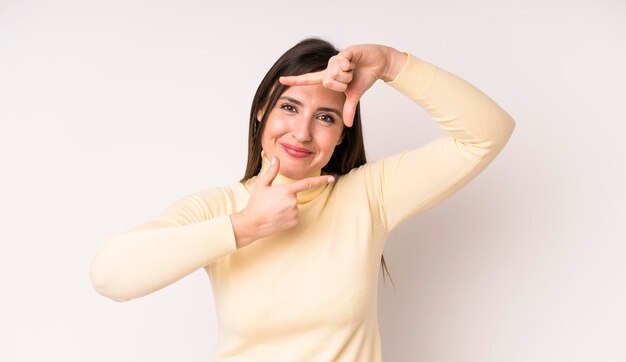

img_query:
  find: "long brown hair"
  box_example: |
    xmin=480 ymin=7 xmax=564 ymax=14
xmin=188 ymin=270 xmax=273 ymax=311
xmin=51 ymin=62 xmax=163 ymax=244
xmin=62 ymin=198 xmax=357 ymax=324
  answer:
xmin=240 ymin=37 xmax=393 ymax=286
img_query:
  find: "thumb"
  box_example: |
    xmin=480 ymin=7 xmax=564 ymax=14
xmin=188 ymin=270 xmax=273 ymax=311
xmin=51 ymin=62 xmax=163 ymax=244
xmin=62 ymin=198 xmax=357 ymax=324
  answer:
xmin=262 ymin=155 xmax=280 ymax=187
xmin=343 ymin=91 xmax=361 ymax=128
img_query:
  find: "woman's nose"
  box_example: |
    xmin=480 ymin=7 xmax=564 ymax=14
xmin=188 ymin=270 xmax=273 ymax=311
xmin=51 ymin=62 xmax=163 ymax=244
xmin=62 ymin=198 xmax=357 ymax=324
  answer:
xmin=291 ymin=117 xmax=312 ymax=143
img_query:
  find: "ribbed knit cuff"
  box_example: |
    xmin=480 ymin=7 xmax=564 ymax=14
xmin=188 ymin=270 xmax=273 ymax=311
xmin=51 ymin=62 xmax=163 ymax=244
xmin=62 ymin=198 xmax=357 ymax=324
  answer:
xmin=385 ymin=52 xmax=438 ymax=101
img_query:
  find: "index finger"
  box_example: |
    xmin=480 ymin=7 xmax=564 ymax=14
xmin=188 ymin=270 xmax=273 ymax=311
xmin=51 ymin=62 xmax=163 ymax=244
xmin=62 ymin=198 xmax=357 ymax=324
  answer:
xmin=286 ymin=175 xmax=335 ymax=193
xmin=279 ymin=70 xmax=324 ymax=86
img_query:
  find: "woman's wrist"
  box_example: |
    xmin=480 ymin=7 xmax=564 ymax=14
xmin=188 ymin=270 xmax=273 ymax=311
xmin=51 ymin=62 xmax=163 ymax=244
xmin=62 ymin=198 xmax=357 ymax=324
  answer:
xmin=381 ymin=46 xmax=408 ymax=82
xmin=230 ymin=211 xmax=256 ymax=248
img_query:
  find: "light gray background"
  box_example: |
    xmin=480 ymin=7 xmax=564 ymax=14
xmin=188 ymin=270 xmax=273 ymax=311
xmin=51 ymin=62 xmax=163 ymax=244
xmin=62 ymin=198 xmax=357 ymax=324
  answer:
xmin=2 ymin=0 xmax=625 ymax=361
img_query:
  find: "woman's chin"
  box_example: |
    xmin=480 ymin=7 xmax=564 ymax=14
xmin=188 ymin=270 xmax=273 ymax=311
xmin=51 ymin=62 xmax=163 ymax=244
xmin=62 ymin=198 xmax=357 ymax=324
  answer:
xmin=279 ymin=171 xmax=305 ymax=180
xmin=278 ymin=166 xmax=314 ymax=180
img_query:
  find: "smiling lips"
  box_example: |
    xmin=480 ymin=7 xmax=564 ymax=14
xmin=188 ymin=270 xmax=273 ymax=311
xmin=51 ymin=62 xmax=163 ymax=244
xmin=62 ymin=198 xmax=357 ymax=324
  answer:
xmin=281 ymin=143 xmax=313 ymax=158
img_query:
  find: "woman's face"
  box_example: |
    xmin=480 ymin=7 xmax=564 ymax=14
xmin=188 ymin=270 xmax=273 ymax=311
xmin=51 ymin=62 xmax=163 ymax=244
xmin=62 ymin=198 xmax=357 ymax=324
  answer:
xmin=258 ymin=83 xmax=346 ymax=180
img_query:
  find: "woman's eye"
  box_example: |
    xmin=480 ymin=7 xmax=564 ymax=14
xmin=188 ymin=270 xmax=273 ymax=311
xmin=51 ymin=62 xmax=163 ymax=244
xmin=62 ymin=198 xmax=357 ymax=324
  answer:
xmin=281 ymin=104 xmax=296 ymax=112
xmin=318 ymin=114 xmax=335 ymax=123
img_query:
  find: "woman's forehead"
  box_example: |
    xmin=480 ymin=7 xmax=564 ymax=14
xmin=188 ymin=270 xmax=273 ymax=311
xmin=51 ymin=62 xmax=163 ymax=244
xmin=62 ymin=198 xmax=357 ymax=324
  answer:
xmin=281 ymin=84 xmax=346 ymax=106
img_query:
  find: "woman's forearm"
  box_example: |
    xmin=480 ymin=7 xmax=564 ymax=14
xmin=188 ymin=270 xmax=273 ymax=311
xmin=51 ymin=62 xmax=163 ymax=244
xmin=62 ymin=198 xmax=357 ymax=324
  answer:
xmin=369 ymin=52 xmax=516 ymax=232
xmin=90 ymin=214 xmax=237 ymax=302
xmin=386 ymin=53 xmax=516 ymax=156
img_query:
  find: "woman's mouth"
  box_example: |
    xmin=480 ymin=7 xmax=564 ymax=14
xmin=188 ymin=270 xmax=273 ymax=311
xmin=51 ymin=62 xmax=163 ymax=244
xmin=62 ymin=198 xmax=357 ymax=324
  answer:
xmin=281 ymin=143 xmax=312 ymax=158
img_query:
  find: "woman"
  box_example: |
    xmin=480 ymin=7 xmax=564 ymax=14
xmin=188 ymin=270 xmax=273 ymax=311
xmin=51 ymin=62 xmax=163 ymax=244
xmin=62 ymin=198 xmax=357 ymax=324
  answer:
xmin=90 ymin=38 xmax=515 ymax=361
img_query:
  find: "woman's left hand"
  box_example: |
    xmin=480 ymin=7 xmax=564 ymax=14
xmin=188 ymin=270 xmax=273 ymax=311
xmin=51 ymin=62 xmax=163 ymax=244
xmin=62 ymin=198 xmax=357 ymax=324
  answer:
xmin=279 ymin=44 xmax=407 ymax=128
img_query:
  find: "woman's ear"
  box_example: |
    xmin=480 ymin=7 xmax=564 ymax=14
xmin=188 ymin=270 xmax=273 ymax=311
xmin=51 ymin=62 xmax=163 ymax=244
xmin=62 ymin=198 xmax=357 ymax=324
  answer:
xmin=256 ymin=107 xmax=265 ymax=122
xmin=337 ymin=131 xmax=345 ymax=145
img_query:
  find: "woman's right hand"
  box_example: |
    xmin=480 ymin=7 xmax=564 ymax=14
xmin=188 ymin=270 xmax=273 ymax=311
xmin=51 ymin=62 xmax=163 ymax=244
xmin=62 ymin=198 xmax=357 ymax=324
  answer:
xmin=230 ymin=156 xmax=335 ymax=248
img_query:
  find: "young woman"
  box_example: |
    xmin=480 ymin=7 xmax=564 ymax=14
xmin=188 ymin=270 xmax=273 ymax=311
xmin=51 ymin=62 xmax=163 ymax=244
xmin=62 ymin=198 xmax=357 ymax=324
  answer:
xmin=90 ymin=37 xmax=515 ymax=361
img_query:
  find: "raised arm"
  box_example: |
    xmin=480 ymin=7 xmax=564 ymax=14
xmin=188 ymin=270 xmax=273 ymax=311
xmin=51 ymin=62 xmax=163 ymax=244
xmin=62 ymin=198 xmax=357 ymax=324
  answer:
xmin=89 ymin=188 xmax=239 ymax=302
xmin=367 ymin=50 xmax=516 ymax=232
xmin=279 ymin=44 xmax=515 ymax=233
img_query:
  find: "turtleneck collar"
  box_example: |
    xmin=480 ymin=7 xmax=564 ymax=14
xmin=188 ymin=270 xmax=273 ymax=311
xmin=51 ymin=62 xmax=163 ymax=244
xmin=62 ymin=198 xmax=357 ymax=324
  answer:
xmin=250 ymin=149 xmax=327 ymax=204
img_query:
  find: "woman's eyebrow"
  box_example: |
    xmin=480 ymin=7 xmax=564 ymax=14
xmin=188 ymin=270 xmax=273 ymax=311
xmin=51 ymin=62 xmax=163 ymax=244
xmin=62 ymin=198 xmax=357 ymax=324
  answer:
xmin=279 ymin=96 xmax=343 ymax=118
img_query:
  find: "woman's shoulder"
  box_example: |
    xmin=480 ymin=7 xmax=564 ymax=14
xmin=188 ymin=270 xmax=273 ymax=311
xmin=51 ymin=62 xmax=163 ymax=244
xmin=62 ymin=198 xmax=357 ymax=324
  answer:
xmin=331 ymin=158 xmax=386 ymax=201
xmin=336 ymin=156 xmax=386 ymax=183
xmin=196 ymin=181 xmax=248 ymax=207
xmin=167 ymin=183 xmax=243 ymax=219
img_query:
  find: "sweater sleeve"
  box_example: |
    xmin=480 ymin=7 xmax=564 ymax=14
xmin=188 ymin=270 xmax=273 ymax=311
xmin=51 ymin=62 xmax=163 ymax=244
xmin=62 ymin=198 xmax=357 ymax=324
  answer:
xmin=89 ymin=188 xmax=238 ymax=302
xmin=365 ymin=52 xmax=516 ymax=233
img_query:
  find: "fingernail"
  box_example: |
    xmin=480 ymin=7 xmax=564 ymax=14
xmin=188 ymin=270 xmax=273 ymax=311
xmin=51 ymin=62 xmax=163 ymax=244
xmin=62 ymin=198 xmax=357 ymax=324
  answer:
xmin=328 ymin=176 xmax=335 ymax=183
xmin=271 ymin=156 xmax=276 ymax=166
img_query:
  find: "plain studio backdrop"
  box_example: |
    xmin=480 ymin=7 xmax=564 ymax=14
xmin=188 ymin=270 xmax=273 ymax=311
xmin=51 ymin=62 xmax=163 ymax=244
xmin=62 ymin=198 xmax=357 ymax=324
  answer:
xmin=2 ymin=0 xmax=624 ymax=361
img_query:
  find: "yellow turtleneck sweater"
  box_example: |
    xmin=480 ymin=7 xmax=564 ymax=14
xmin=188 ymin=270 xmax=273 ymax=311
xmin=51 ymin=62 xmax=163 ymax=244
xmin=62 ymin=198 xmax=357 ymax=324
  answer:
xmin=90 ymin=52 xmax=515 ymax=361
